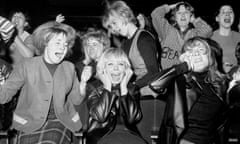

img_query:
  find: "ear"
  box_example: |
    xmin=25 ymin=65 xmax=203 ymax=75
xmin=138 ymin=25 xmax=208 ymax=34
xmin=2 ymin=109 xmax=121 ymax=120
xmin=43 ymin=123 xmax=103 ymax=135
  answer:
xmin=24 ymin=22 xmax=29 ymax=27
xmin=215 ymin=16 xmax=219 ymax=22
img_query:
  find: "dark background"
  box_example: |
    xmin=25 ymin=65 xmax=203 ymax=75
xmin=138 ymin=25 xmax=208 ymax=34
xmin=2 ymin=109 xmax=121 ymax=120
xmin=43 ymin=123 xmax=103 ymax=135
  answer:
xmin=1 ymin=0 xmax=239 ymax=32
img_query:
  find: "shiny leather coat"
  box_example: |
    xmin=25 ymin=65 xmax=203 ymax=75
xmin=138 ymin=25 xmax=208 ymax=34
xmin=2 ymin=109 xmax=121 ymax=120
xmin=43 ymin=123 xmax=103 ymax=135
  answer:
xmin=87 ymin=85 xmax=142 ymax=137
xmin=149 ymin=62 xmax=228 ymax=144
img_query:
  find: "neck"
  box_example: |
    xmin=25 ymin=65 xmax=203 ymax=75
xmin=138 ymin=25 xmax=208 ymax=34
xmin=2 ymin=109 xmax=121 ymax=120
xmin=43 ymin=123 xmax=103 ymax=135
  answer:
xmin=219 ymin=27 xmax=231 ymax=36
xmin=17 ymin=27 xmax=24 ymax=35
xmin=179 ymin=25 xmax=188 ymax=32
xmin=127 ymin=23 xmax=138 ymax=39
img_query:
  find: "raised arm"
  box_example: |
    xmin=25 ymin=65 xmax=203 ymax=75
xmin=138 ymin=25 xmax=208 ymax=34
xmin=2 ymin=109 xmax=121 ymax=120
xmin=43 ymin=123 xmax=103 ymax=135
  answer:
xmin=192 ymin=16 xmax=213 ymax=38
xmin=151 ymin=4 xmax=175 ymax=41
xmin=149 ymin=62 xmax=189 ymax=94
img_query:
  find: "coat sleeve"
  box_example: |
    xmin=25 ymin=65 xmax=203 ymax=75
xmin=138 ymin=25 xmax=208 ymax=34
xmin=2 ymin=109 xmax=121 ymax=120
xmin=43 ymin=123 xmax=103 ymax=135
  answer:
xmin=193 ymin=17 xmax=212 ymax=38
xmin=149 ymin=62 xmax=189 ymax=93
xmin=119 ymin=87 xmax=142 ymax=124
xmin=87 ymin=88 xmax=118 ymax=123
xmin=0 ymin=16 xmax=15 ymax=42
xmin=151 ymin=4 xmax=173 ymax=42
xmin=69 ymin=69 xmax=85 ymax=105
xmin=0 ymin=60 xmax=25 ymax=104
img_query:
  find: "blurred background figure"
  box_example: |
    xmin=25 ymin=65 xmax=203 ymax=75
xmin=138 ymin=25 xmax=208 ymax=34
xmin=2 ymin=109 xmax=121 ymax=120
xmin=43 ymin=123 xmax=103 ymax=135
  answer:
xmin=8 ymin=10 xmax=36 ymax=67
xmin=211 ymin=4 xmax=240 ymax=73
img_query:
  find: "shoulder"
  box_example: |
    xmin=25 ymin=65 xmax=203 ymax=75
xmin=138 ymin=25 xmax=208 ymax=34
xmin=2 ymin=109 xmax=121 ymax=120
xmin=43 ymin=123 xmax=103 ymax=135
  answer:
xmin=137 ymin=30 xmax=155 ymax=43
xmin=21 ymin=56 xmax=41 ymax=65
xmin=211 ymin=30 xmax=219 ymax=37
xmin=61 ymin=60 xmax=75 ymax=71
xmin=232 ymin=31 xmax=240 ymax=38
xmin=138 ymin=30 xmax=154 ymax=39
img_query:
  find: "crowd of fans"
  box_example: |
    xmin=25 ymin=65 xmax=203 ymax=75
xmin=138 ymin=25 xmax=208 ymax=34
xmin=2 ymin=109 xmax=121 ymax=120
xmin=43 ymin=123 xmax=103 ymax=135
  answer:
xmin=1 ymin=1 xmax=240 ymax=144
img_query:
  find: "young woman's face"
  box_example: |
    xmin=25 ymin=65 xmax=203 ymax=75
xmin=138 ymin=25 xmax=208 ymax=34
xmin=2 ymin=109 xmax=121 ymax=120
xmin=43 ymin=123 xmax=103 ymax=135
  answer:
xmin=105 ymin=56 xmax=126 ymax=85
xmin=86 ymin=37 xmax=104 ymax=61
xmin=11 ymin=12 xmax=27 ymax=29
xmin=44 ymin=33 xmax=68 ymax=64
xmin=175 ymin=5 xmax=191 ymax=28
xmin=186 ymin=41 xmax=210 ymax=72
xmin=106 ymin=13 xmax=128 ymax=37
xmin=218 ymin=5 xmax=234 ymax=28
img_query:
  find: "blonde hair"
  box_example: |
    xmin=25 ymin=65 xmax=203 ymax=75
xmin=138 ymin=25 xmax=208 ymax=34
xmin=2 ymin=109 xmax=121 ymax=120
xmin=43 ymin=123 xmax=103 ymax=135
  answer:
xmin=97 ymin=48 xmax=131 ymax=73
xmin=32 ymin=21 xmax=76 ymax=55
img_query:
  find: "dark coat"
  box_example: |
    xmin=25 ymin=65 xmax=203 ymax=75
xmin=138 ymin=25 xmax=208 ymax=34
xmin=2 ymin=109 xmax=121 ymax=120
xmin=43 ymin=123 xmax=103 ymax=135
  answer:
xmin=86 ymin=84 xmax=146 ymax=144
xmin=149 ymin=62 xmax=228 ymax=144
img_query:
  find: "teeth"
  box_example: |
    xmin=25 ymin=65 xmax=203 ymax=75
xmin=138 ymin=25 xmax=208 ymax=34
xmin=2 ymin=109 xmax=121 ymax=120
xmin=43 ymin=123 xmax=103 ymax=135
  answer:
xmin=55 ymin=53 xmax=63 ymax=58
xmin=224 ymin=19 xmax=231 ymax=23
xmin=111 ymin=73 xmax=121 ymax=83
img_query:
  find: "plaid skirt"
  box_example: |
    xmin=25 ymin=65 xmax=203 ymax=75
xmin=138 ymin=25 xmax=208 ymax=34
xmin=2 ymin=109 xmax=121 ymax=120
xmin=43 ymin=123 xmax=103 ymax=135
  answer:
xmin=16 ymin=119 xmax=72 ymax=144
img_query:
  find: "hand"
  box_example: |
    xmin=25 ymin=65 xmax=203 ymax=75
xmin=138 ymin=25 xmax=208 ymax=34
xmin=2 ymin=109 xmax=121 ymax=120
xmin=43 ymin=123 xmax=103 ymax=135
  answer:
xmin=228 ymin=68 xmax=240 ymax=92
xmin=137 ymin=13 xmax=145 ymax=29
xmin=179 ymin=52 xmax=194 ymax=71
xmin=168 ymin=3 xmax=178 ymax=9
xmin=97 ymin=69 xmax=112 ymax=91
xmin=232 ymin=68 xmax=240 ymax=82
xmin=56 ymin=14 xmax=65 ymax=23
xmin=0 ymin=65 xmax=11 ymax=85
xmin=223 ymin=62 xmax=233 ymax=73
xmin=81 ymin=66 xmax=92 ymax=83
xmin=190 ymin=14 xmax=196 ymax=23
xmin=120 ymin=68 xmax=133 ymax=95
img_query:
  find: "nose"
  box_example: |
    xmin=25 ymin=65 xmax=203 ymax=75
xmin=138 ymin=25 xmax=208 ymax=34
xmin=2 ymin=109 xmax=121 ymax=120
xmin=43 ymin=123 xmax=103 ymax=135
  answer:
xmin=192 ymin=50 xmax=200 ymax=56
xmin=60 ymin=44 xmax=66 ymax=51
xmin=113 ymin=65 xmax=119 ymax=70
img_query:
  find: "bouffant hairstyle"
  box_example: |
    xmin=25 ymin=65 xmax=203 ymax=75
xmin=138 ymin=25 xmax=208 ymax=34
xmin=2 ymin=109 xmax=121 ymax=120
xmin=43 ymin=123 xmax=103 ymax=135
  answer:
xmin=31 ymin=21 xmax=76 ymax=56
xmin=97 ymin=48 xmax=131 ymax=74
xmin=102 ymin=0 xmax=137 ymax=30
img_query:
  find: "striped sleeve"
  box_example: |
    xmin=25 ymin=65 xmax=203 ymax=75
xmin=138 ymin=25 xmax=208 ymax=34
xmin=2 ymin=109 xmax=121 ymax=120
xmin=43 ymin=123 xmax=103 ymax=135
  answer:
xmin=0 ymin=16 xmax=15 ymax=42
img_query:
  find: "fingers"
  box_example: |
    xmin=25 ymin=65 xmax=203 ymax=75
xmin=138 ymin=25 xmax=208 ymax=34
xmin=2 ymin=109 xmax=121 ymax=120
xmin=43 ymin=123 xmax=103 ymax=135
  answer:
xmin=233 ymin=70 xmax=240 ymax=81
xmin=0 ymin=65 xmax=11 ymax=85
xmin=81 ymin=66 xmax=92 ymax=82
xmin=179 ymin=52 xmax=192 ymax=70
xmin=56 ymin=14 xmax=65 ymax=23
xmin=137 ymin=13 xmax=145 ymax=29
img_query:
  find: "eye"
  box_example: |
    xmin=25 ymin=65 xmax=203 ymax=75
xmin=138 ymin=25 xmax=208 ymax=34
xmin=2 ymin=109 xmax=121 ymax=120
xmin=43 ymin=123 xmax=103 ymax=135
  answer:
xmin=64 ymin=43 xmax=69 ymax=48
xmin=56 ymin=42 xmax=61 ymax=45
xmin=118 ymin=62 xmax=124 ymax=66
xmin=107 ymin=62 xmax=114 ymax=66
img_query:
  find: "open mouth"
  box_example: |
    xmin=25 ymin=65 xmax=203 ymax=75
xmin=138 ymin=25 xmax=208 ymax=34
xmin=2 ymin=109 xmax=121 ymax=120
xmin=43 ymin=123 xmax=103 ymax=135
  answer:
xmin=180 ymin=18 xmax=186 ymax=22
xmin=193 ymin=57 xmax=203 ymax=63
xmin=55 ymin=52 xmax=64 ymax=59
xmin=224 ymin=18 xmax=231 ymax=23
xmin=110 ymin=73 xmax=122 ymax=83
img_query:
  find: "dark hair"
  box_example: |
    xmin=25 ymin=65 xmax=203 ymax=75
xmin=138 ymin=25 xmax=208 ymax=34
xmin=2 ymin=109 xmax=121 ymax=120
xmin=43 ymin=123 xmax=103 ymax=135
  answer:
xmin=8 ymin=9 xmax=31 ymax=30
xmin=215 ymin=4 xmax=234 ymax=17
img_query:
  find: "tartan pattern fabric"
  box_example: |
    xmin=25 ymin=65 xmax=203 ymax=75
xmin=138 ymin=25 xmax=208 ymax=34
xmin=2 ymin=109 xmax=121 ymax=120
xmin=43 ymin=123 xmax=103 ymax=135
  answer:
xmin=0 ymin=16 xmax=15 ymax=42
xmin=16 ymin=119 xmax=72 ymax=144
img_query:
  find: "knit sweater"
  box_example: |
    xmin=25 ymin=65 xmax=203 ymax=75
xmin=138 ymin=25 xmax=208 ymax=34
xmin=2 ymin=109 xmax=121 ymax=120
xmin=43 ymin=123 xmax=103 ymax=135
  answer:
xmin=151 ymin=4 xmax=212 ymax=69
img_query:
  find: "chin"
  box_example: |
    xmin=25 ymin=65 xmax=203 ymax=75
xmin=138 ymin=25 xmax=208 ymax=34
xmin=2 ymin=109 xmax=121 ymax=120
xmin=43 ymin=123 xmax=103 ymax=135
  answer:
xmin=111 ymin=80 xmax=121 ymax=85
